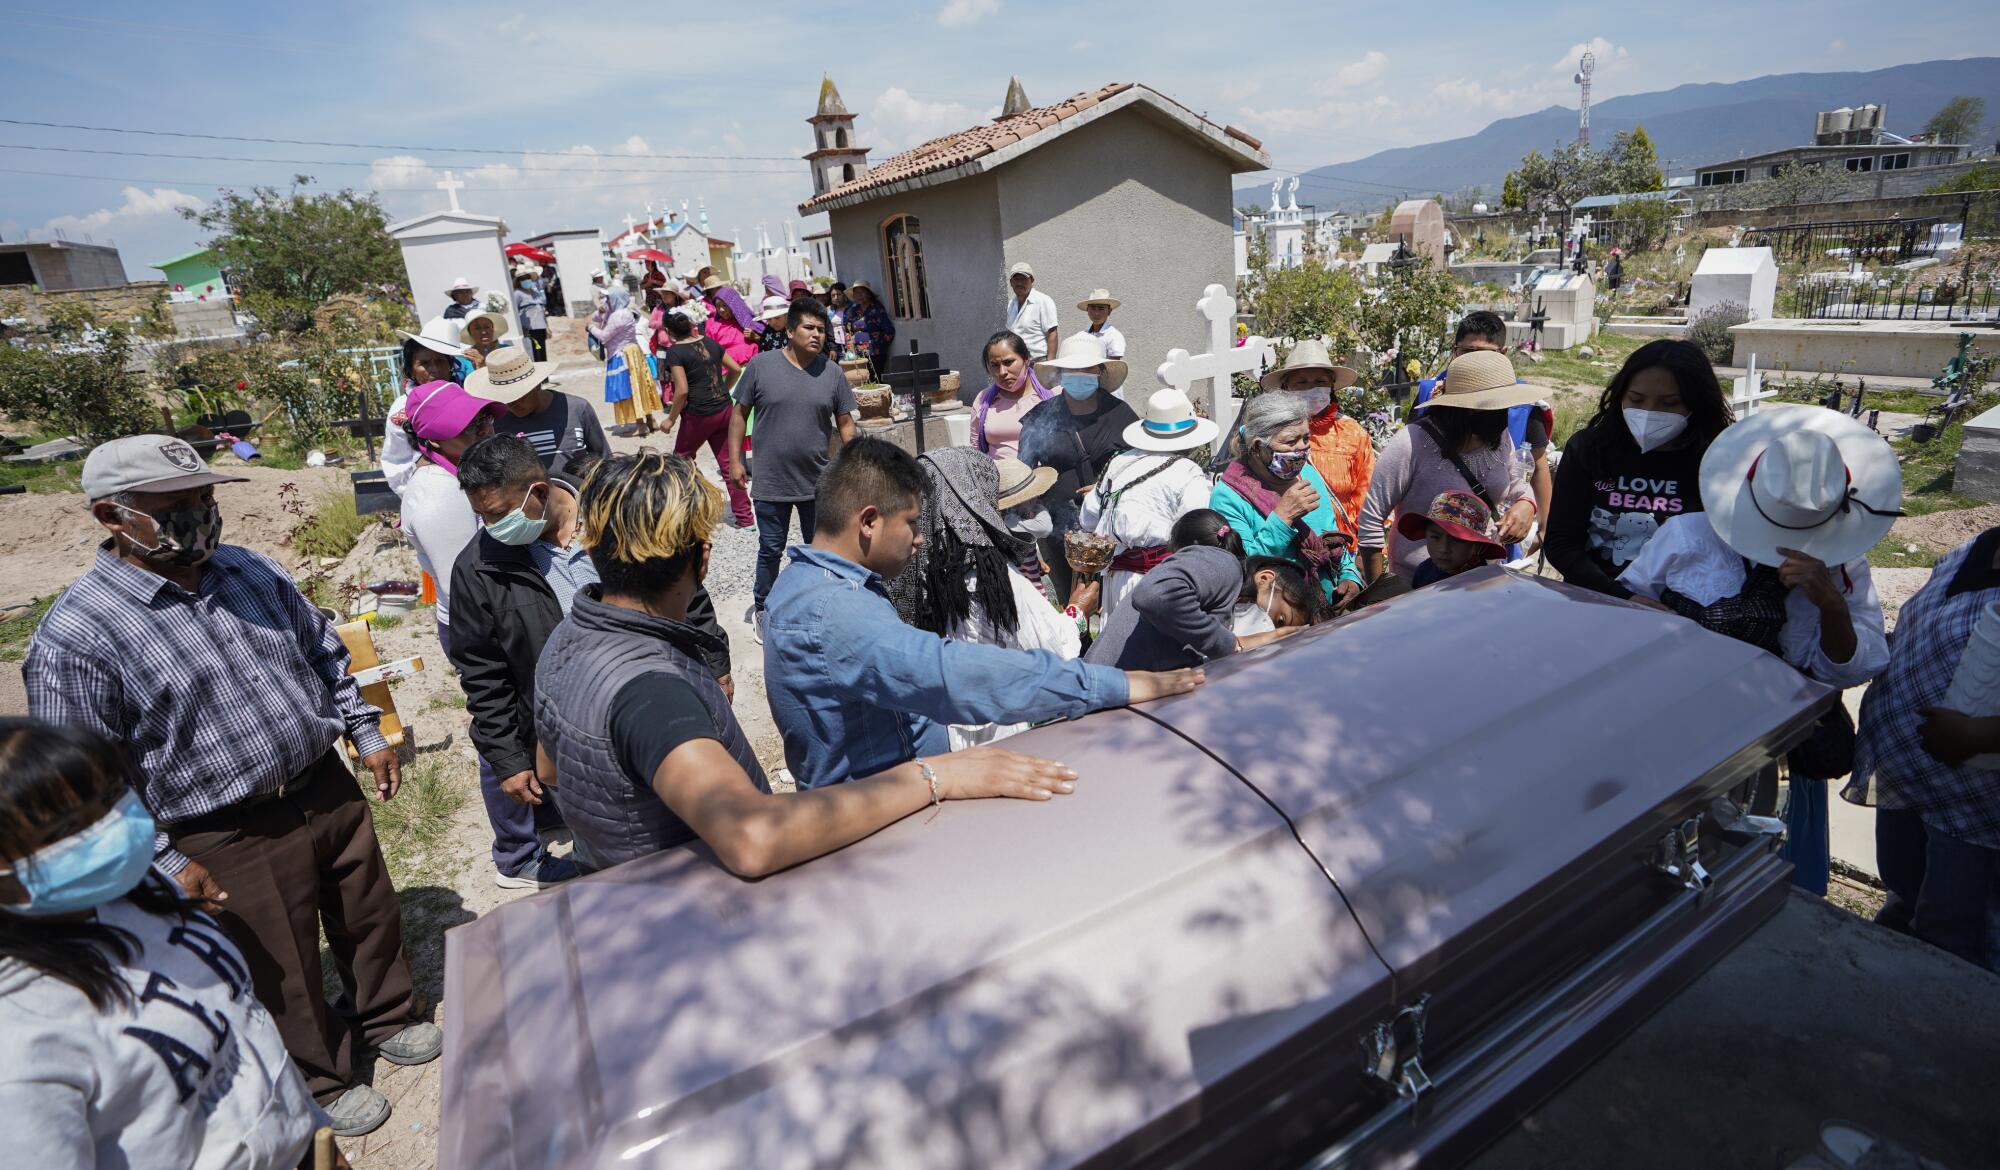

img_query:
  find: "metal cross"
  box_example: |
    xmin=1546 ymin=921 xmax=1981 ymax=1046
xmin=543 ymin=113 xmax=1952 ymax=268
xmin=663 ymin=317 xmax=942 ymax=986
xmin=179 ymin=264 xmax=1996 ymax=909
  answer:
xmin=435 ymin=171 xmax=464 ymax=212
xmin=1155 ymin=283 xmax=1274 ymax=442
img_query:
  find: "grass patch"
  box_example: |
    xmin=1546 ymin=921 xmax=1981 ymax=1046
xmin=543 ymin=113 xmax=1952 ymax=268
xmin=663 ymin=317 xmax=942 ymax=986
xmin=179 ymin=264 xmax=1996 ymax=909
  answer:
xmin=366 ymin=751 xmax=467 ymax=888
xmin=1869 ymin=543 xmax=1941 ymax=570
xmin=0 ymin=460 xmax=83 ymax=495
xmin=1889 ymin=391 xmax=1999 ymax=508
xmin=1514 ymin=332 xmax=1644 ymax=391
xmin=1551 ymin=393 xmax=1598 ymax=446
xmin=289 ymin=492 xmax=368 ymax=561
xmin=426 ymin=691 xmax=465 ymax=711
xmin=373 ymin=614 xmax=403 ymax=630
xmin=0 ymin=594 xmax=56 ymax=662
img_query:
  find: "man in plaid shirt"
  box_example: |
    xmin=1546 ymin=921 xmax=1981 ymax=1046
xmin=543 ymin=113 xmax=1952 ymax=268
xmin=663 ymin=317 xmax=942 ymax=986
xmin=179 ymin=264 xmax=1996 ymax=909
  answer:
xmin=25 ymin=435 xmax=437 ymax=1139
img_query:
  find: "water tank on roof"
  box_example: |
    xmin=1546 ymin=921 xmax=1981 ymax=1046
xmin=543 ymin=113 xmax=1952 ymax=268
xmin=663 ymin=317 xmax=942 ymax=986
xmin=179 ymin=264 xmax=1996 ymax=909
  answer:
xmin=1857 ymin=103 xmax=1883 ymax=131
xmin=1828 ymin=106 xmax=1855 ymax=133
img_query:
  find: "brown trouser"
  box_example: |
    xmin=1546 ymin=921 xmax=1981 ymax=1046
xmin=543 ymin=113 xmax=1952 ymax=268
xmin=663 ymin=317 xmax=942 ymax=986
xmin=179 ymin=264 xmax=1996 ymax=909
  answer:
xmin=168 ymin=750 xmax=418 ymax=1102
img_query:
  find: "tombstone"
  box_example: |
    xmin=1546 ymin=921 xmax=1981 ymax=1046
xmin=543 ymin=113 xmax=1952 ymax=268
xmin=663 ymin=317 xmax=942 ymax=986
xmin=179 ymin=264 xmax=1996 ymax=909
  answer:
xmin=1729 ymin=354 xmax=1777 ymax=417
xmin=1928 ymin=223 xmax=1966 ymax=255
xmin=529 ymin=229 xmax=605 ymax=316
xmin=1156 ymin=284 xmax=1274 ymax=443
xmin=1504 ymin=272 xmax=1597 ymax=350
xmin=387 ymin=174 xmax=510 ymax=322
xmin=1690 ymin=246 xmax=1778 ymax=321
xmin=1357 ymin=242 xmax=1399 ymax=277
xmin=1387 ymin=199 xmax=1446 ymax=269
xmin=1955 ymin=402 xmax=2000 ymax=503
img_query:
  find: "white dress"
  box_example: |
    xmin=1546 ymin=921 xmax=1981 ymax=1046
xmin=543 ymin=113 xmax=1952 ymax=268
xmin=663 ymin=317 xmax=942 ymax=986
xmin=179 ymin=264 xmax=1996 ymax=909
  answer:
xmin=1076 ymin=451 xmax=1212 ymax=620
xmin=946 ymin=565 xmax=1082 ymax=750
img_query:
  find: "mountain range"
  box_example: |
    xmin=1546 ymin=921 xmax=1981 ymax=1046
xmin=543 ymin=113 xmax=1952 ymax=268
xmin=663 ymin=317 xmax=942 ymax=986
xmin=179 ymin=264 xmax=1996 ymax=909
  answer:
xmin=1237 ymin=57 xmax=2000 ymax=212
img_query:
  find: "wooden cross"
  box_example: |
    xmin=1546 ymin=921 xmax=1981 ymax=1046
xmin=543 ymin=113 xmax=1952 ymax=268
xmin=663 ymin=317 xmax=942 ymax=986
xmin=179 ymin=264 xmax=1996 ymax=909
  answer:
xmin=1155 ymin=283 xmax=1273 ymax=442
xmin=435 ymin=171 xmax=464 ymax=212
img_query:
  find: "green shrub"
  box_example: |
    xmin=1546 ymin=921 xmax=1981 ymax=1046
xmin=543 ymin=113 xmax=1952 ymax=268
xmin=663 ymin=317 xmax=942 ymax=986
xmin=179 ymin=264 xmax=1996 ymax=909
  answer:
xmin=1686 ymin=301 xmax=1749 ymax=366
xmin=0 ymin=305 xmax=158 ymax=445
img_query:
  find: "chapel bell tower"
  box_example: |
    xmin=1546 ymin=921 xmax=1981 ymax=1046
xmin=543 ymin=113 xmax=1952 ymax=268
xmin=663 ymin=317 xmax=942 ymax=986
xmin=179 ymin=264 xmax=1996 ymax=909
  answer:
xmin=807 ymin=75 xmax=870 ymax=197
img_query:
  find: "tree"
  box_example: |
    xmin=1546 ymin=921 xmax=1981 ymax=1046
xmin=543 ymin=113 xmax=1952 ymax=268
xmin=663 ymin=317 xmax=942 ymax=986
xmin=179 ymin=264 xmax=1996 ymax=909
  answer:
xmin=1501 ymin=164 xmax=1531 ymax=210
xmin=1607 ymin=126 xmax=1664 ymax=192
xmin=1928 ymin=162 xmax=2000 ymax=194
xmin=1611 ymin=196 xmax=1676 ymax=252
xmin=181 ymin=176 xmax=405 ymax=334
xmin=0 ymin=304 xmax=158 ymax=445
xmin=1703 ymin=163 xmax=1869 ymax=211
xmin=1358 ymin=263 xmax=1460 ymax=375
xmin=1923 ymin=96 xmax=1987 ymax=145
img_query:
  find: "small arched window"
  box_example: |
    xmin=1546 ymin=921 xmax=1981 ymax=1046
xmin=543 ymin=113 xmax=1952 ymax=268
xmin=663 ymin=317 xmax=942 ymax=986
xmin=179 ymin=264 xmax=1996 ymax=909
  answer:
xmin=842 ymin=163 xmax=856 ymax=183
xmin=835 ymin=127 xmax=849 ymax=149
xmin=881 ymin=214 xmax=931 ymax=320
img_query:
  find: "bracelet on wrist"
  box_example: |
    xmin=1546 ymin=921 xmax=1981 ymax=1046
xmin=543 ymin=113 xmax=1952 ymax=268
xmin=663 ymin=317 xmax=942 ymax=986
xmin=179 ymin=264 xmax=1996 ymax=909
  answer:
xmin=917 ymin=757 xmax=941 ymax=811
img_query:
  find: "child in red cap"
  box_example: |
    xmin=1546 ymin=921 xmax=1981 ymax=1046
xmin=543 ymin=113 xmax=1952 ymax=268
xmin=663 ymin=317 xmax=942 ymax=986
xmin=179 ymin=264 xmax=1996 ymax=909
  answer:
xmin=1398 ymin=489 xmax=1509 ymax=588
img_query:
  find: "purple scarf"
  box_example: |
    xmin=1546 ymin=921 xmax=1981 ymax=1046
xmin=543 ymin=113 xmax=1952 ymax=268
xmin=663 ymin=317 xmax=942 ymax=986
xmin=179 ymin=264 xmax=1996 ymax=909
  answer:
xmin=1219 ymin=460 xmax=1346 ymax=577
xmin=710 ymin=285 xmax=765 ymax=335
xmin=761 ymin=275 xmax=788 ymax=301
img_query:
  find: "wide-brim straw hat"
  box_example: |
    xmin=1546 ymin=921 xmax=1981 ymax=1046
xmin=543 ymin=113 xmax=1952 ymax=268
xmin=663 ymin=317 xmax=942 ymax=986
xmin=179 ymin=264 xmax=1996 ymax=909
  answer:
xmin=446 ymin=276 xmax=478 ymax=294
xmin=462 ymin=345 xmax=556 ymax=405
xmin=1416 ymin=349 xmax=1540 ymax=411
xmin=396 ymin=316 xmax=467 ymax=357
xmin=993 ymin=456 xmax=1059 ymax=511
xmin=758 ymin=294 xmax=791 ymax=322
xmin=459 ymin=306 xmax=512 ymax=340
xmin=1076 ymin=288 xmax=1121 ymax=311
xmin=1123 ymin=386 xmax=1219 ymax=452
xmin=1396 ymin=488 xmax=1508 ymax=561
xmin=699 ymin=274 xmax=726 ymax=291
xmin=1700 ymin=405 xmax=1903 ymax=569
xmin=1034 ymin=333 xmax=1128 ymax=392
xmin=1260 ymin=337 xmax=1358 ymax=392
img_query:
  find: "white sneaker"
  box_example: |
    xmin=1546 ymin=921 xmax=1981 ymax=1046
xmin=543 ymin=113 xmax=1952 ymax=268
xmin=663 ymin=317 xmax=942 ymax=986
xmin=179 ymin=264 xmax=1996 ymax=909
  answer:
xmin=753 ymin=609 xmax=765 ymax=645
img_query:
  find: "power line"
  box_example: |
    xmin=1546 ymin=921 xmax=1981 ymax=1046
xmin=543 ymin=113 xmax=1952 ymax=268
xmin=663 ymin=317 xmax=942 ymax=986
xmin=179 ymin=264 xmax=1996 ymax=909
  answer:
xmin=0 ymin=142 xmax=804 ymax=176
xmin=0 ymin=117 xmax=804 ymax=162
xmin=0 ymin=164 xmax=740 ymax=194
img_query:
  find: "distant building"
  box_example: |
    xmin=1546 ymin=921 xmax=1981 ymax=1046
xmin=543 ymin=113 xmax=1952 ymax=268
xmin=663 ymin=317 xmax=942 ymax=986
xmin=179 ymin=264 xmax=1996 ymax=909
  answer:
xmin=0 ymin=239 xmax=128 ymax=290
xmin=798 ymin=78 xmax=1269 ymax=384
xmin=803 ymin=229 xmax=835 ymax=281
xmin=1693 ymin=102 xmax=1965 ymax=187
xmin=152 ymin=248 xmax=227 ymax=303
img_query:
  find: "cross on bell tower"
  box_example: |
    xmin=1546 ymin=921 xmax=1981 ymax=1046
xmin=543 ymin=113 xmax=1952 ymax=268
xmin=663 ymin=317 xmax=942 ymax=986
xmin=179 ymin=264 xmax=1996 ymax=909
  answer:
xmin=806 ymin=74 xmax=870 ymax=198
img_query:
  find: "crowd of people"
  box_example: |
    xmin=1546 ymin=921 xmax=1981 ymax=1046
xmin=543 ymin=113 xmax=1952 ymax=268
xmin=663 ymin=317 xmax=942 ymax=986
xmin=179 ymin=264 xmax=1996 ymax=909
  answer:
xmin=4 ymin=258 xmax=1998 ymax=1169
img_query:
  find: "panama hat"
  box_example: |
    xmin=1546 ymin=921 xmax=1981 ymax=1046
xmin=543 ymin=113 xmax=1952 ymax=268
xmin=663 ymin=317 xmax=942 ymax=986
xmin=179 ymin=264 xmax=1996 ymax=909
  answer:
xmin=848 ymin=278 xmax=875 ymax=294
xmin=1416 ymin=349 xmax=1539 ymax=411
xmin=699 ymin=273 xmax=726 ymax=291
xmin=445 ymin=276 xmax=478 ymax=294
xmin=1123 ymin=386 xmax=1219 ymax=452
xmin=397 ymin=316 xmax=468 ymax=358
xmin=1396 ymin=489 xmax=1508 ymax=561
xmin=1034 ymin=333 xmax=1128 ymax=392
xmin=459 ymin=304 xmax=512 ymax=340
xmin=1700 ymin=406 xmax=1903 ymax=569
xmin=462 ymin=345 xmax=556 ymax=405
xmin=1076 ymin=288 xmax=1121 ymax=311
xmin=1260 ymin=337 xmax=1358 ymax=392
xmin=993 ymin=456 xmax=1059 ymax=511
xmin=758 ymin=294 xmax=791 ymax=322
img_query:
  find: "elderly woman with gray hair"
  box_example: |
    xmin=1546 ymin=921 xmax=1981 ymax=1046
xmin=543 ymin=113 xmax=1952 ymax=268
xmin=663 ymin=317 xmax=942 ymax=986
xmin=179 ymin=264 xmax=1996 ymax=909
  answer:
xmin=1209 ymin=392 xmax=1365 ymax=609
xmin=890 ymin=447 xmax=1092 ymax=749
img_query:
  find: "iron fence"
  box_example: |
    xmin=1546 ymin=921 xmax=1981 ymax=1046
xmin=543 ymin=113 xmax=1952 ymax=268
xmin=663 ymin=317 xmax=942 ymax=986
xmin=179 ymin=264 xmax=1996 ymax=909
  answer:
xmin=1787 ymin=278 xmax=1999 ymax=321
xmin=1744 ymin=216 xmax=1946 ymax=266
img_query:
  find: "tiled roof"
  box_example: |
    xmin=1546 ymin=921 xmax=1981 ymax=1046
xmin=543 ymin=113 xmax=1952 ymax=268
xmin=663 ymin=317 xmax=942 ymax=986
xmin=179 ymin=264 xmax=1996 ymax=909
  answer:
xmin=799 ymin=82 xmax=1267 ymax=214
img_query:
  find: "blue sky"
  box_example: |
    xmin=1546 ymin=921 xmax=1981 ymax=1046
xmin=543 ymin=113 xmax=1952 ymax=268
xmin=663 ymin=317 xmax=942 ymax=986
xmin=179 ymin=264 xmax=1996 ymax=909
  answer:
xmin=2 ymin=1 xmax=1996 ymax=278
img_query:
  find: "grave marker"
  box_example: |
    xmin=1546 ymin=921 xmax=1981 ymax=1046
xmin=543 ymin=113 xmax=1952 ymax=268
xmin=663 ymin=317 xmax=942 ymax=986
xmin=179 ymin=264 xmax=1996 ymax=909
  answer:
xmin=1156 ymin=283 xmax=1273 ymax=442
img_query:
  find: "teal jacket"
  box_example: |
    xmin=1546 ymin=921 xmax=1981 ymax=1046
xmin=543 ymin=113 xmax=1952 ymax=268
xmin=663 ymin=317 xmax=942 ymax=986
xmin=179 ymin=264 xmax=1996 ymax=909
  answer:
xmin=1209 ymin=463 xmax=1364 ymax=601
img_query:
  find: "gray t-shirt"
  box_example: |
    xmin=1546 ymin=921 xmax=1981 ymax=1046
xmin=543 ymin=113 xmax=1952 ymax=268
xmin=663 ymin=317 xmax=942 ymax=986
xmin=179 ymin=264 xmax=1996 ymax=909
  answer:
xmin=499 ymin=390 xmax=609 ymax=480
xmin=732 ymin=349 xmax=856 ymax=502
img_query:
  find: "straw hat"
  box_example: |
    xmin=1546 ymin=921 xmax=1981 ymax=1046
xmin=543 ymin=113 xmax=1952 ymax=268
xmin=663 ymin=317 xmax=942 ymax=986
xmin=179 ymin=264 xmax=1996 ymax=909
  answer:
xmin=1700 ymin=406 xmax=1903 ymax=569
xmin=1416 ymin=349 xmax=1539 ymax=411
xmin=1260 ymin=337 xmax=1358 ymax=392
xmin=462 ymin=345 xmax=556 ymax=405
xmin=445 ymin=276 xmax=478 ymax=295
xmin=1122 ymin=386 xmax=1219 ymax=452
xmin=699 ymin=273 xmax=725 ymax=291
xmin=459 ymin=305 xmax=512 ymax=340
xmin=1396 ymin=489 xmax=1507 ymax=561
xmin=396 ymin=316 xmax=467 ymax=357
xmin=1034 ymin=333 xmax=1128 ymax=392
xmin=994 ymin=456 xmax=1059 ymax=511
xmin=1076 ymin=288 xmax=1121 ymax=311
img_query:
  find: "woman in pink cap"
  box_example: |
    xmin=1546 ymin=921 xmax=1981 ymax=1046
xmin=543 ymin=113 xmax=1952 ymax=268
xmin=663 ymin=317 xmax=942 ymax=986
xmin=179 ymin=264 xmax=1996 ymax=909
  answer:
xmin=398 ymin=380 xmax=504 ymax=646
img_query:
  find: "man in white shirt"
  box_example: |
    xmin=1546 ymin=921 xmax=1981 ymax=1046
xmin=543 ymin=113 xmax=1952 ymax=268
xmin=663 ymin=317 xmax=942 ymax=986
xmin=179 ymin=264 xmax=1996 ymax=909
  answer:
xmin=1077 ymin=288 xmax=1126 ymax=359
xmin=1004 ymin=261 xmax=1059 ymax=360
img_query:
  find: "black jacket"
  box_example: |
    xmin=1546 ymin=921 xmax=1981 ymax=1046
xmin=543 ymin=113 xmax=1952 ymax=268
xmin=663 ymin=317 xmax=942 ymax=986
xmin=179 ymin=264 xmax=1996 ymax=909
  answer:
xmin=446 ymin=526 xmax=732 ymax=778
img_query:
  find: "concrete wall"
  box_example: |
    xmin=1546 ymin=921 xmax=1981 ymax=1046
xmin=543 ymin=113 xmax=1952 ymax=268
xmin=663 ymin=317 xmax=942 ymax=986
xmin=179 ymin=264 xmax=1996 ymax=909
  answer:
xmin=998 ymin=106 xmax=1239 ymax=403
xmin=1728 ymin=318 xmax=1990 ymax=379
xmin=828 ymin=172 xmax=1004 ymax=386
xmin=1693 ymin=186 xmax=1999 ymax=231
xmin=0 ymin=281 xmax=168 ymax=330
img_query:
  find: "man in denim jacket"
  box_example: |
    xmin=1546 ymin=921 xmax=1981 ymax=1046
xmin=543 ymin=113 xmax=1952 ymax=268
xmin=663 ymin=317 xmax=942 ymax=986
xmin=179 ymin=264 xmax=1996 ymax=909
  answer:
xmin=764 ymin=438 xmax=1204 ymax=789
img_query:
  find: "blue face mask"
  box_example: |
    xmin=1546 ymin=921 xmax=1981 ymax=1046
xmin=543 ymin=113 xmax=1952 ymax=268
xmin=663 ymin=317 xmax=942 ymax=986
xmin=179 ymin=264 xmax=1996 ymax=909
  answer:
xmin=2 ymin=792 xmax=156 ymax=917
xmin=485 ymin=484 xmax=548 ymax=546
xmin=1060 ymin=372 xmax=1100 ymax=400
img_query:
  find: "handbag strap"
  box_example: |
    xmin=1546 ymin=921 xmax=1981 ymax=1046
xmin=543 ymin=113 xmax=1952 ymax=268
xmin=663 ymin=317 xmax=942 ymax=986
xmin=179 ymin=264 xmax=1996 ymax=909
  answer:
xmin=1417 ymin=416 xmax=1500 ymax=513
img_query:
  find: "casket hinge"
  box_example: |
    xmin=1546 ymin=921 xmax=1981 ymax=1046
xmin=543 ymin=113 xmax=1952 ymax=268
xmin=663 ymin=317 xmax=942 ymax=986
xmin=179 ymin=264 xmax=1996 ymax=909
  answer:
xmin=1362 ymin=993 xmax=1434 ymax=1102
xmin=1651 ymin=816 xmax=1711 ymax=899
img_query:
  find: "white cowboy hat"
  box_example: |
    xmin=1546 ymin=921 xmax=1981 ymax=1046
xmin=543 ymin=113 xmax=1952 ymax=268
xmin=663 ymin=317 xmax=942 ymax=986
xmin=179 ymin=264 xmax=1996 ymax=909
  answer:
xmin=1701 ymin=406 xmax=1903 ymax=569
xmin=396 ymin=316 xmax=467 ymax=357
xmin=458 ymin=305 xmax=513 ymax=340
xmin=1034 ymin=333 xmax=1128 ymax=392
xmin=758 ymin=294 xmax=791 ymax=322
xmin=1076 ymin=288 xmax=1121 ymax=311
xmin=1123 ymin=386 xmax=1219 ymax=452
xmin=462 ymin=345 xmax=556 ymax=405
xmin=993 ymin=456 xmax=1059 ymax=511
xmin=445 ymin=276 xmax=478 ymax=294
xmin=1415 ymin=349 xmax=1540 ymax=411
xmin=1259 ymin=337 xmax=1358 ymax=392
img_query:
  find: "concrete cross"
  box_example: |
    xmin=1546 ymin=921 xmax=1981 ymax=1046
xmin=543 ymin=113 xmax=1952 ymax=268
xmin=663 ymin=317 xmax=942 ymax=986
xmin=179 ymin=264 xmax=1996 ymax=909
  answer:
xmin=1729 ymin=353 xmax=1777 ymax=417
xmin=435 ymin=171 xmax=464 ymax=212
xmin=1156 ymin=283 xmax=1274 ymax=443
xmin=620 ymin=213 xmax=638 ymax=242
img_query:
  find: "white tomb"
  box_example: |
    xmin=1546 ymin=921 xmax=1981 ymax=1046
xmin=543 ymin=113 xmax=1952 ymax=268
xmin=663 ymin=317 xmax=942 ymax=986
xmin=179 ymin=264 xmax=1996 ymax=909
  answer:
xmin=525 ymin=228 xmax=605 ymax=316
xmin=388 ymin=173 xmax=510 ymax=322
xmin=1357 ymin=242 xmax=1400 ymax=277
xmin=1690 ymin=246 xmax=1778 ymax=321
xmin=1156 ymin=283 xmax=1275 ymax=442
xmin=1506 ymin=272 xmax=1598 ymax=350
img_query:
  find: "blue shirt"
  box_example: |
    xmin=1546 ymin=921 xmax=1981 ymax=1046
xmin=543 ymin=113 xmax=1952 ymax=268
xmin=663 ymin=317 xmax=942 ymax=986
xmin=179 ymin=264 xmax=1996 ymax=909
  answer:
xmin=762 ymin=544 xmax=1129 ymax=789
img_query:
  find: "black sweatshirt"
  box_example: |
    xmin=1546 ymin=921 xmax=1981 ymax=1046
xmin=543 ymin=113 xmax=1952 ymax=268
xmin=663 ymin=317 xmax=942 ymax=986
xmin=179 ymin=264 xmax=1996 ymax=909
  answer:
xmin=1544 ymin=427 xmax=1706 ymax=598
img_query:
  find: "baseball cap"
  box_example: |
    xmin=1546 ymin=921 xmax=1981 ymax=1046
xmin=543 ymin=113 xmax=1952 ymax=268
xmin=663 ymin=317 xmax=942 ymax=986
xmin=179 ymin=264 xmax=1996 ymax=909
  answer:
xmin=81 ymin=435 xmax=248 ymax=501
xmin=405 ymin=380 xmax=505 ymax=442
xmin=1008 ymin=262 xmax=1035 ymax=279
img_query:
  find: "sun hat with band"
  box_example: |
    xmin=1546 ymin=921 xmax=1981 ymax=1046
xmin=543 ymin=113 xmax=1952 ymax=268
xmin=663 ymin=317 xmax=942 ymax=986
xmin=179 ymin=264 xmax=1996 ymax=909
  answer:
xmin=445 ymin=276 xmax=478 ymax=295
xmin=1259 ymin=337 xmax=1358 ymax=392
xmin=1034 ymin=333 xmax=1128 ymax=392
xmin=1700 ymin=405 xmax=1903 ymax=569
xmin=1123 ymin=386 xmax=1219 ymax=453
xmin=1396 ymin=489 xmax=1508 ymax=562
xmin=462 ymin=346 xmax=555 ymax=405
xmin=1415 ymin=348 xmax=1539 ymax=411
xmin=1076 ymin=288 xmax=1121 ymax=312
xmin=397 ymin=316 xmax=468 ymax=358
xmin=458 ymin=304 xmax=512 ymax=341
xmin=758 ymin=294 xmax=791 ymax=322
xmin=993 ymin=455 xmax=1059 ymax=511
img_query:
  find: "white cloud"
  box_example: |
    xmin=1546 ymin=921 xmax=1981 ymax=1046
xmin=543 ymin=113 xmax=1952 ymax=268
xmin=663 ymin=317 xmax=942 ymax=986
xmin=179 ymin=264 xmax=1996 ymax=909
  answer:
xmin=867 ymin=88 xmax=997 ymax=152
xmin=1552 ymin=37 xmax=1630 ymax=75
xmin=38 ymin=186 xmax=203 ymax=241
xmin=616 ymin=135 xmax=652 ymax=155
xmin=495 ymin=14 xmax=546 ymax=46
xmin=1331 ymin=50 xmax=1389 ymax=89
xmin=1828 ymin=39 xmax=1847 ymax=52
xmin=937 ymin=0 xmax=1000 ymax=27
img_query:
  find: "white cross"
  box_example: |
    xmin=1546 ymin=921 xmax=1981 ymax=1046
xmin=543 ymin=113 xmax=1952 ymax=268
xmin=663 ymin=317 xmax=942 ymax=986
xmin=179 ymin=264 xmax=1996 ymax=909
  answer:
xmin=1156 ymin=283 xmax=1274 ymax=442
xmin=1730 ymin=353 xmax=1777 ymax=417
xmin=435 ymin=171 xmax=464 ymax=212
xmin=620 ymin=213 xmax=638 ymax=241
